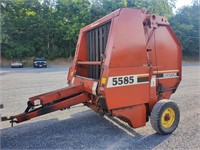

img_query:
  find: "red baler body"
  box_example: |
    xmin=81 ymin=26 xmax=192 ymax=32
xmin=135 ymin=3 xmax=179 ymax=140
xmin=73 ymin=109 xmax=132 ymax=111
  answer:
xmin=2 ymin=8 xmax=182 ymax=130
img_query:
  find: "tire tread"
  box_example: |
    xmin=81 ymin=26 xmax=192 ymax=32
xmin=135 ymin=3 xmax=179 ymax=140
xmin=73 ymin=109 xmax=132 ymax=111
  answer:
xmin=150 ymin=99 xmax=180 ymax=134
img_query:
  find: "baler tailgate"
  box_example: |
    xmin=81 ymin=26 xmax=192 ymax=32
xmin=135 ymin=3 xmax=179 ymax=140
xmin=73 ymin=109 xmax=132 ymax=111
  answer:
xmin=1 ymin=84 xmax=89 ymax=126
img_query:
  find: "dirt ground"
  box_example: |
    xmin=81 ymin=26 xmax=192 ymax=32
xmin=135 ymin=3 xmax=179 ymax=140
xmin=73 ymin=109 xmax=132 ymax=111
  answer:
xmin=0 ymin=63 xmax=200 ymax=149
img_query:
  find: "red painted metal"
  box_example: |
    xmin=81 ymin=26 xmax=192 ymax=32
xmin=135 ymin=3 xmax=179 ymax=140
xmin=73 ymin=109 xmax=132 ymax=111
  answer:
xmin=112 ymin=104 xmax=146 ymax=128
xmin=13 ymin=93 xmax=89 ymax=123
xmin=68 ymin=8 xmax=182 ymax=128
xmin=1 ymin=8 xmax=182 ymax=130
xmin=29 ymin=84 xmax=84 ymax=105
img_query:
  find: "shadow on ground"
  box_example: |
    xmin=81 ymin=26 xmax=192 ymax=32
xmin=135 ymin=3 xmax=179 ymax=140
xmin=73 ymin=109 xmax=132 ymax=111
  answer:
xmin=1 ymin=110 xmax=170 ymax=149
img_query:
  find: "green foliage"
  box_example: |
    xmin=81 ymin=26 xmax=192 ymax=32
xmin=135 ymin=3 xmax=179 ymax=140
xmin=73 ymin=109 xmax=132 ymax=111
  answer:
xmin=170 ymin=2 xmax=200 ymax=58
xmin=126 ymin=0 xmax=175 ymax=18
xmin=1 ymin=0 xmax=196 ymax=60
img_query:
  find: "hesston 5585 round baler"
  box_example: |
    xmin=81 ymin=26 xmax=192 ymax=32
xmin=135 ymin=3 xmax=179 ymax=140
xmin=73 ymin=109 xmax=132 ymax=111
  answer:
xmin=1 ymin=8 xmax=182 ymax=134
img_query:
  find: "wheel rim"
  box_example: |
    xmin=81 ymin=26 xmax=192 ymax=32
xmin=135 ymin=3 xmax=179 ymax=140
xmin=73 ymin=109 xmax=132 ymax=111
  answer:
xmin=161 ymin=108 xmax=175 ymax=128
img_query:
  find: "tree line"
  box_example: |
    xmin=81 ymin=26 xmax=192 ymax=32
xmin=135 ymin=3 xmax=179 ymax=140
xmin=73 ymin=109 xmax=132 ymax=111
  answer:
xmin=170 ymin=1 xmax=199 ymax=59
xmin=1 ymin=0 xmax=199 ymax=60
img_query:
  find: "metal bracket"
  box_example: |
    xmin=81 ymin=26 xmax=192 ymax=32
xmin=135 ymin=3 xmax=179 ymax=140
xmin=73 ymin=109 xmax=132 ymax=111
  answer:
xmin=10 ymin=118 xmax=18 ymax=127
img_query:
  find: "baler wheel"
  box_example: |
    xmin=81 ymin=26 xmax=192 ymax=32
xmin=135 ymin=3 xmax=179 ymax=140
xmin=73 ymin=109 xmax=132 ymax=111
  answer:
xmin=150 ymin=99 xmax=180 ymax=134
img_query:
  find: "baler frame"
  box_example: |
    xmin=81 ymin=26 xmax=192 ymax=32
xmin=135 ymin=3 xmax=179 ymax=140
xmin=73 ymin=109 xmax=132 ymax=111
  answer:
xmin=1 ymin=8 xmax=182 ymax=134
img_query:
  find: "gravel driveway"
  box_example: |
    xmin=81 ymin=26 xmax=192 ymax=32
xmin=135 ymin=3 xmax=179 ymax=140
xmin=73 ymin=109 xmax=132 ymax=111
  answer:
xmin=0 ymin=65 xmax=200 ymax=150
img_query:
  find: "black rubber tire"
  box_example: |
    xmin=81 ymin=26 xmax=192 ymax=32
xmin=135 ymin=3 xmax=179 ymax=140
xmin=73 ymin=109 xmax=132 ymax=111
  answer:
xmin=150 ymin=99 xmax=180 ymax=134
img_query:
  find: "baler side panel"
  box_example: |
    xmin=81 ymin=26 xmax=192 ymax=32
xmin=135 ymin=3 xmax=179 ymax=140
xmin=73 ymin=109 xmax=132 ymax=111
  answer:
xmin=105 ymin=67 xmax=149 ymax=109
xmin=166 ymin=25 xmax=182 ymax=82
xmin=144 ymin=27 xmax=158 ymax=110
xmin=144 ymin=27 xmax=157 ymax=67
xmin=144 ymin=18 xmax=182 ymax=109
xmin=155 ymin=27 xmax=180 ymax=70
xmin=109 ymin=8 xmax=147 ymax=68
xmin=103 ymin=9 xmax=149 ymax=109
xmin=154 ymin=26 xmax=182 ymax=99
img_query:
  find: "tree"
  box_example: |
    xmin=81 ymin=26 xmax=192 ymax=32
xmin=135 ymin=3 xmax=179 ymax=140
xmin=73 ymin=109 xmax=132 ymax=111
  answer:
xmin=1 ymin=0 xmax=176 ymax=60
xmin=90 ymin=0 xmax=175 ymax=21
xmin=56 ymin=0 xmax=91 ymax=58
xmin=1 ymin=0 xmax=42 ymax=59
xmin=170 ymin=2 xmax=200 ymax=58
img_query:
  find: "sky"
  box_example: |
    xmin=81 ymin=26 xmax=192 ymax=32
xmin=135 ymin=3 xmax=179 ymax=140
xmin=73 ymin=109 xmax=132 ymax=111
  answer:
xmin=175 ymin=0 xmax=193 ymax=10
